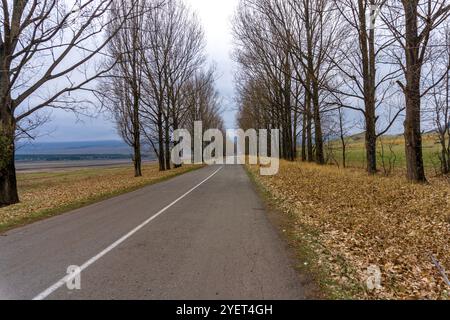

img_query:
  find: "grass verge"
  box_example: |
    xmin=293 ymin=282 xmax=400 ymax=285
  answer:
xmin=246 ymin=166 xmax=363 ymax=299
xmin=246 ymin=161 xmax=450 ymax=300
xmin=0 ymin=164 xmax=203 ymax=233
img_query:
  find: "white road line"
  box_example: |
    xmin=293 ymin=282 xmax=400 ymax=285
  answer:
xmin=32 ymin=166 xmax=224 ymax=300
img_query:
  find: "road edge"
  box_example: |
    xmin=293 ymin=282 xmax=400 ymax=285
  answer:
xmin=244 ymin=165 xmax=326 ymax=300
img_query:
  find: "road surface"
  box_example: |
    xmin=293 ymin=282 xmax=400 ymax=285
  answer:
xmin=0 ymin=165 xmax=310 ymax=300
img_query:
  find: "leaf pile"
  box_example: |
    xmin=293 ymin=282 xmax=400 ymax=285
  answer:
xmin=0 ymin=164 xmax=199 ymax=231
xmin=248 ymin=161 xmax=450 ymax=299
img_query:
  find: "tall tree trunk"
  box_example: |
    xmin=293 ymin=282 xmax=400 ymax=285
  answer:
xmin=304 ymin=0 xmax=323 ymax=164
xmin=133 ymin=140 xmax=142 ymax=177
xmin=293 ymin=107 xmax=298 ymax=160
xmin=306 ymin=80 xmax=314 ymax=162
xmin=341 ymin=138 xmax=347 ymax=168
xmin=283 ymin=53 xmax=294 ymax=161
xmin=0 ymin=40 xmax=19 ymax=206
xmin=447 ymin=128 xmax=450 ymax=173
xmin=310 ymin=0 xmax=324 ymax=165
xmin=441 ymin=59 xmax=450 ymax=175
xmin=365 ymin=119 xmax=377 ymax=174
xmin=441 ymin=139 xmax=449 ymax=174
xmin=0 ymin=48 xmax=19 ymax=207
xmin=312 ymin=83 xmax=324 ymax=165
xmin=359 ymin=0 xmax=378 ymax=174
xmin=172 ymin=114 xmax=182 ymax=169
xmin=403 ymin=1 xmax=426 ymax=182
xmin=339 ymin=108 xmax=347 ymax=168
xmin=157 ymin=114 xmax=165 ymax=171
xmin=132 ymin=91 xmax=142 ymax=177
xmin=447 ymin=138 xmax=450 ymax=174
xmin=404 ymin=80 xmax=426 ymax=182
xmin=304 ymin=0 xmax=314 ymax=163
xmin=445 ymin=69 xmax=450 ymax=174
xmin=365 ymin=81 xmax=377 ymax=174
xmin=0 ymin=111 xmax=19 ymax=207
xmin=164 ymin=115 xmax=171 ymax=171
xmin=301 ymin=112 xmax=307 ymax=161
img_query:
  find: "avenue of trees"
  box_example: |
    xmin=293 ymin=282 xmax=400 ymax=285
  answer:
xmin=233 ymin=0 xmax=450 ymax=182
xmin=0 ymin=0 xmax=223 ymax=206
xmin=101 ymin=0 xmax=223 ymax=176
xmin=1 ymin=0 xmax=449 ymax=207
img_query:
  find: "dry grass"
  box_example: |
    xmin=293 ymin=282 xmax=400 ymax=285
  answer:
xmin=247 ymin=161 xmax=450 ymax=299
xmin=0 ymin=164 xmax=201 ymax=232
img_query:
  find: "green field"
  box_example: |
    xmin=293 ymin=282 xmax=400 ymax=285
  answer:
xmin=327 ymin=133 xmax=444 ymax=173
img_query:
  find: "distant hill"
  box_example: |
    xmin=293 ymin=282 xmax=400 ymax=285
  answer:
xmin=15 ymin=140 xmax=157 ymax=162
xmin=16 ymin=140 xmax=133 ymax=155
xmin=345 ymin=132 xmax=403 ymax=142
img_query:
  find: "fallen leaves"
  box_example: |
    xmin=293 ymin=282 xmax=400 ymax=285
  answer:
xmin=248 ymin=161 xmax=450 ymax=300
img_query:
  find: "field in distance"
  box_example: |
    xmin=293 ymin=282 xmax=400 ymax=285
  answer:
xmin=328 ymin=133 xmax=443 ymax=172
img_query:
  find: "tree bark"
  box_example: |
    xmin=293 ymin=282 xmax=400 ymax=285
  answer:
xmin=358 ymin=0 xmax=378 ymax=174
xmin=306 ymin=89 xmax=314 ymax=162
xmin=301 ymin=112 xmax=307 ymax=161
xmin=0 ymin=112 xmax=19 ymax=207
xmin=293 ymin=105 xmax=299 ymax=160
xmin=0 ymin=50 xmax=19 ymax=206
xmin=312 ymin=84 xmax=324 ymax=165
xmin=403 ymin=1 xmax=427 ymax=182
xmin=133 ymin=140 xmax=142 ymax=177
xmin=164 ymin=115 xmax=171 ymax=171
xmin=304 ymin=0 xmax=324 ymax=165
xmin=440 ymin=140 xmax=449 ymax=174
xmin=339 ymin=108 xmax=347 ymax=168
xmin=404 ymin=90 xmax=426 ymax=182
xmin=283 ymin=53 xmax=294 ymax=161
xmin=132 ymin=89 xmax=142 ymax=177
xmin=365 ymin=123 xmax=377 ymax=174
xmin=157 ymin=114 xmax=165 ymax=171
xmin=0 ymin=146 xmax=18 ymax=207
xmin=172 ymin=113 xmax=182 ymax=169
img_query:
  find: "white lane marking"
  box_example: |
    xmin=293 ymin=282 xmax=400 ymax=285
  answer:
xmin=32 ymin=166 xmax=224 ymax=300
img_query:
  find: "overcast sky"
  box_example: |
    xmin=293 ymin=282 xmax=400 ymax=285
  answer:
xmin=37 ymin=0 xmax=239 ymax=143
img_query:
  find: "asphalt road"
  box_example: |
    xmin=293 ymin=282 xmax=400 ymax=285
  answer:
xmin=0 ymin=165 xmax=309 ymax=300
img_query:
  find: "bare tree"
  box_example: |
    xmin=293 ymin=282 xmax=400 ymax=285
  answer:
xmin=162 ymin=0 xmax=205 ymax=169
xmin=0 ymin=0 xmax=131 ymax=206
xmin=285 ymin=0 xmax=345 ymax=164
xmin=102 ymin=0 xmax=156 ymax=177
xmin=426 ymin=23 xmax=450 ymax=174
xmin=381 ymin=0 xmax=450 ymax=182
xmin=233 ymin=0 xmax=345 ymax=164
xmin=338 ymin=107 xmax=350 ymax=168
xmin=233 ymin=0 xmax=305 ymax=161
xmin=233 ymin=0 xmax=450 ymax=180
xmin=329 ymin=0 xmax=403 ymax=174
xmin=139 ymin=0 xmax=213 ymax=171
